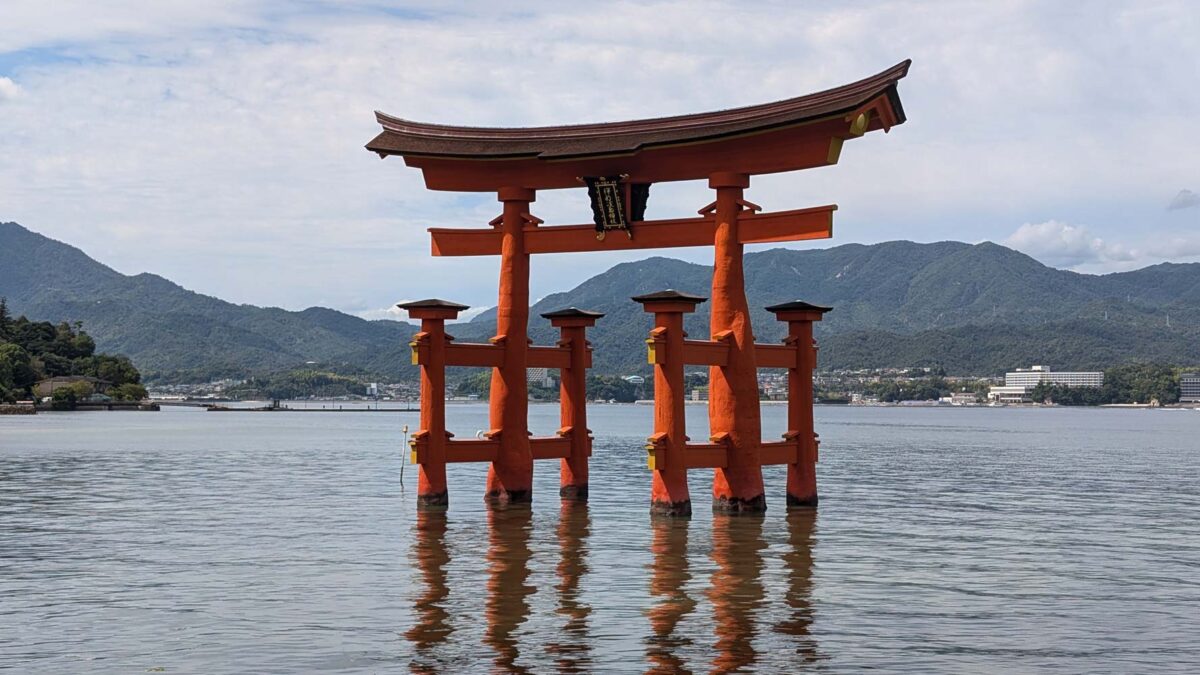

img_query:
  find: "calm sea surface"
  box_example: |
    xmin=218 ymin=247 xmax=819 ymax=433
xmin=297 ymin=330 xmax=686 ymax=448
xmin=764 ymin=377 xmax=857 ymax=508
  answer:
xmin=1 ymin=404 xmax=1198 ymax=673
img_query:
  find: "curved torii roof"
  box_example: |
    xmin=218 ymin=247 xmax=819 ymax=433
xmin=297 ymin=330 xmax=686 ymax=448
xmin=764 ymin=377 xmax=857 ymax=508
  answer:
xmin=368 ymin=60 xmax=910 ymax=191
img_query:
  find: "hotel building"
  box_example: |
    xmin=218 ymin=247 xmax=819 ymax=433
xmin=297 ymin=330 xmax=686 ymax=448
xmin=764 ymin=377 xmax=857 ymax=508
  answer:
xmin=1181 ymin=373 xmax=1200 ymax=403
xmin=988 ymin=366 xmax=1104 ymax=403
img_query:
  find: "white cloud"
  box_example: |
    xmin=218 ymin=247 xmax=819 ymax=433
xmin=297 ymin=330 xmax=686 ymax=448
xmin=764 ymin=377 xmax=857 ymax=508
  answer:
xmin=356 ymin=302 xmax=491 ymax=325
xmin=1146 ymin=234 xmax=1200 ymax=258
xmin=1 ymin=1 xmax=1199 ymax=312
xmin=1168 ymin=189 xmax=1200 ymax=211
xmin=1004 ymin=220 xmax=1138 ymax=269
xmin=355 ymin=305 xmax=410 ymax=322
xmin=0 ymin=77 xmax=22 ymax=101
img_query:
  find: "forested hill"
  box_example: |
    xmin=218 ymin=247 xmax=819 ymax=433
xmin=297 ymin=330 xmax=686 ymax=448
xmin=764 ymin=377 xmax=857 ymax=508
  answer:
xmin=4 ymin=220 xmax=1199 ymax=380
xmin=0 ymin=222 xmax=416 ymax=381
xmin=454 ymin=242 xmax=1200 ymax=375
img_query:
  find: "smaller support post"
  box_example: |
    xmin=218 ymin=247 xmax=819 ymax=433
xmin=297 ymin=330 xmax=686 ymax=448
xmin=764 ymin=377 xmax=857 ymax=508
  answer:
xmin=399 ymin=298 xmax=469 ymax=511
xmin=541 ymin=307 xmax=605 ymax=501
xmin=766 ymin=300 xmax=831 ymax=508
xmin=634 ymin=290 xmax=707 ymax=516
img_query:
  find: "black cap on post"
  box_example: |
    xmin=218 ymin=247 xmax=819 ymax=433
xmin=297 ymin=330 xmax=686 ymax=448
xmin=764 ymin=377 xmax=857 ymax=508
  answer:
xmin=631 ymin=289 xmax=707 ymax=312
xmin=765 ymin=300 xmax=832 ymax=322
xmin=397 ymin=298 xmax=470 ymax=320
xmin=541 ymin=307 xmax=605 ymax=327
xmin=540 ymin=307 xmax=606 ymax=320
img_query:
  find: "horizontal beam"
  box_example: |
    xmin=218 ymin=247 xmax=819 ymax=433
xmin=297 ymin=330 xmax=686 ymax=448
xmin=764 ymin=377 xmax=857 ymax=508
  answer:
xmin=681 ymin=339 xmax=729 ymax=367
xmin=527 ymin=345 xmax=573 ymax=369
xmin=683 ymin=443 xmax=729 ymax=469
xmin=755 ymin=344 xmax=798 ymax=369
xmin=528 ymin=216 xmax=710 ymax=255
xmin=417 ymin=342 xmax=585 ymax=369
xmin=445 ymin=438 xmax=499 ymax=463
xmin=426 ymin=436 xmax=576 ymax=464
xmin=759 ymin=440 xmax=799 ymax=466
xmin=531 ymin=436 xmax=572 ymax=460
xmin=428 ymin=205 xmax=834 ymax=257
xmin=739 ymin=205 xmax=836 ymax=244
xmin=444 ymin=342 xmax=504 ymax=368
xmin=405 ymin=117 xmax=855 ymax=191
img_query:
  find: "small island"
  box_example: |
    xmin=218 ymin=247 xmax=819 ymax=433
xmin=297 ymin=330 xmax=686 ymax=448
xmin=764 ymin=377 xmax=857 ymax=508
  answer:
xmin=0 ymin=298 xmax=152 ymax=412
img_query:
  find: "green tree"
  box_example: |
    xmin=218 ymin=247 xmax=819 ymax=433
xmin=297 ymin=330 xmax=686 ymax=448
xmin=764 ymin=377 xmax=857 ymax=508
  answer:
xmin=87 ymin=354 xmax=141 ymax=386
xmin=586 ymin=375 xmax=640 ymax=402
xmin=453 ymin=370 xmax=493 ymax=399
xmin=0 ymin=310 xmax=142 ymax=398
xmin=0 ymin=297 xmax=12 ymax=342
xmin=109 ymin=383 xmax=149 ymax=401
xmin=50 ymin=380 xmax=95 ymax=408
xmin=0 ymin=343 xmax=36 ymax=394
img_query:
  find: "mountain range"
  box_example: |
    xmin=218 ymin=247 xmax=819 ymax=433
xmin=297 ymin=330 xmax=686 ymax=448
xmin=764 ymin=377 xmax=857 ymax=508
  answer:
xmin=3 ymin=220 xmax=1198 ymax=379
xmin=0 ymin=221 xmax=417 ymax=382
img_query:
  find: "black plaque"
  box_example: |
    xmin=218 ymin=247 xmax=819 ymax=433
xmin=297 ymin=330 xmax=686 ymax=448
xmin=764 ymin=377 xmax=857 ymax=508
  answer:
xmin=584 ymin=176 xmax=632 ymax=240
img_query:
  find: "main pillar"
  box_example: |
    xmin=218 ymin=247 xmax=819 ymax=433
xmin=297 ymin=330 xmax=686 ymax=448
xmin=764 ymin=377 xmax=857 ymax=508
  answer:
xmin=767 ymin=301 xmax=831 ymax=507
xmin=635 ymin=290 xmax=706 ymax=516
xmin=486 ymin=186 xmax=536 ymax=506
xmin=542 ymin=308 xmax=604 ymax=501
xmin=707 ymin=172 xmax=766 ymax=513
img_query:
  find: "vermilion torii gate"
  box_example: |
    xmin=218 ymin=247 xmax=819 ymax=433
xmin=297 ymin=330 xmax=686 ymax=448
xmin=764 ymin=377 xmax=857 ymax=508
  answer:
xmin=369 ymin=60 xmax=910 ymax=514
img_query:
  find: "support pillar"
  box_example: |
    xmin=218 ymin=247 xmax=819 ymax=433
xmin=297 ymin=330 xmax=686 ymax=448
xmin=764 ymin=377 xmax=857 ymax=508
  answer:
xmin=767 ymin=301 xmax=831 ymax=508
xmin=542 ymin=308 xmax=604 ymax=501
xmin=707 ymin=172 xmax=766 ymax=513
xmin=635 ymin=290 xmax=706 ymax=516
xmin=487 ymin=186 xmax=536 ymax=506
xmin=398 ymin=299 xmax=469 ymax=511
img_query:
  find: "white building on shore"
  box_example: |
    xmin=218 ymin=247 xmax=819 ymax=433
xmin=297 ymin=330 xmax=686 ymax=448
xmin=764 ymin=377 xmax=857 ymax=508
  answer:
xmin=1181 ymin=373 xmax=1200 ymax=403
xmin=988 ymin=365 xmax=1103 ymax=403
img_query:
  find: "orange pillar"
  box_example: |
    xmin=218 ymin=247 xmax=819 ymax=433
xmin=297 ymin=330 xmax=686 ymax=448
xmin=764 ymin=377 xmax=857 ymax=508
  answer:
xmin=543 ymin=308 xmax=604 ymax=501
xmin=708 ymin=172 xmax=766 ymax=513
xmin=399 ymin=299 xmax=468 ymax=510
xmin=767 ymin=301 xmax=831 ymax=507
xmin=635 ymin=290 xmax=706 ymax=517
xmin=487 ymin=186 xmax=536 ymax=506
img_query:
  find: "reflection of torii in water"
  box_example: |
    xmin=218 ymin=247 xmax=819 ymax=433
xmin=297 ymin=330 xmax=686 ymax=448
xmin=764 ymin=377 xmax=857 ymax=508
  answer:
xmin=545 ymin=502 xmax=593 ymax=671
xmin=404 ymin=504 xmax=596 ymax=672
xmin=404 ymin=512 xmax=452 ymax=672
xmin=645 ymin=510 xmax=824 ymax=671
xmin=372 ymin=61 xmax=911 ymax=514
xmin=646 ymin=517 xmax=696 ymax=673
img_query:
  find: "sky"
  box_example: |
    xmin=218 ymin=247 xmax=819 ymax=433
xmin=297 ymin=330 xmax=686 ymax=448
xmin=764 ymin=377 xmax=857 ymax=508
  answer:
xmin=1 ymin=1 xmax=1198 ymax=321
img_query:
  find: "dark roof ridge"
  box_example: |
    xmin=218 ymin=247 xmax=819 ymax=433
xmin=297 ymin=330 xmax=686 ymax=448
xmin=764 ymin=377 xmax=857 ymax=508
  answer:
xmin=368 ymin=60 xmax=910 ymax=160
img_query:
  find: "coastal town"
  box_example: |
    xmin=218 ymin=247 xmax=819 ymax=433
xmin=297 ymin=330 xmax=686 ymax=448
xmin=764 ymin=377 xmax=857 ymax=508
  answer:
xmin=134 ymin=364 xmax=1200 ymax=408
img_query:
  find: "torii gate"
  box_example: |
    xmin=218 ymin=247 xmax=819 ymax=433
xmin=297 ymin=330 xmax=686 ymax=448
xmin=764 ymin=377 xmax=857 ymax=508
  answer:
xmin=369 ymin=60 xmax=910 ymax=515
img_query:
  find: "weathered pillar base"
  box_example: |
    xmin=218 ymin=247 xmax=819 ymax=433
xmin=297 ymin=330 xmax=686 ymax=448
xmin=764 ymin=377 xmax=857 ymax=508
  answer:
xmin=416 ymin=492 xmax=449 ymax=511
xmin=651 ymin=499 xmax=693 ymax=517
xmin=484 ymin=489 xmax=532 ymax=507
xmin=712 ymin=494 xmax=767 ymax=514
xmin=786 ymin=494 xmax=819 ymax=509
xmin=559 ymin=485 xmax=588 ymax=501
